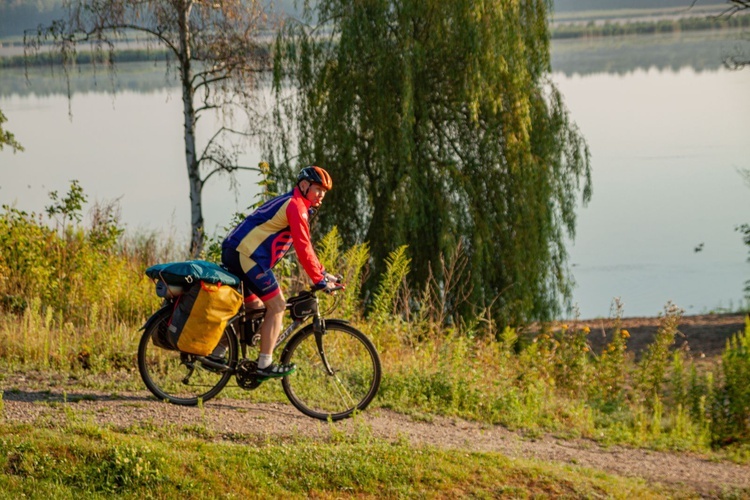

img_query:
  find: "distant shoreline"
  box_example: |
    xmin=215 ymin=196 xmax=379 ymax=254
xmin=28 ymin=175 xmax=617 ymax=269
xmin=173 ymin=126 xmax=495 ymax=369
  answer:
xmin=1 ymin=9 xmax=748 ymax=67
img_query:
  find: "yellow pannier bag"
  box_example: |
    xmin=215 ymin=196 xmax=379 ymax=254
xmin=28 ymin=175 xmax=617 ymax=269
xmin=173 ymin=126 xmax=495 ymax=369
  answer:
xmin=167 ymin=281 xmax=243 ymax=356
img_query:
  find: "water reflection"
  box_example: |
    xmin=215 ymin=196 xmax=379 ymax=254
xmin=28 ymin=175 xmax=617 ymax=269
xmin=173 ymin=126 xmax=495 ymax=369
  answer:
xmin=0 ymin=60 xmax=179 ymax=97
xmin=1 ymin=29 xmax=748 ymax=98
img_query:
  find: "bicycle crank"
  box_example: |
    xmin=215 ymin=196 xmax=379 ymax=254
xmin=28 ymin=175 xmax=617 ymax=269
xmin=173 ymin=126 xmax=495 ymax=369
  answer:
xmin=235 ymin=359 xmax=264 ymax=390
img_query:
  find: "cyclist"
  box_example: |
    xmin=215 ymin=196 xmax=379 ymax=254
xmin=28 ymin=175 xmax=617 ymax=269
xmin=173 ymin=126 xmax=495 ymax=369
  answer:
xmin=220 ymin=166 xmax=339 ymax=378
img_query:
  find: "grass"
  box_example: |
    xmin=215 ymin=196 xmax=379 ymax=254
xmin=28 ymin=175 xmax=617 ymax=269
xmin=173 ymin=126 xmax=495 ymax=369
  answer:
xmin=0 ymin=420 xmax=695 ymax=499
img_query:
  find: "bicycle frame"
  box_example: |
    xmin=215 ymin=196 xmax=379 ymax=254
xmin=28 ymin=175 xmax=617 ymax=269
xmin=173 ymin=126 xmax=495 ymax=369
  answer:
xmin=240 ymin=295 xmax=337 ymax=375
xmin=198 ymin=290 xmax=338 ymax=374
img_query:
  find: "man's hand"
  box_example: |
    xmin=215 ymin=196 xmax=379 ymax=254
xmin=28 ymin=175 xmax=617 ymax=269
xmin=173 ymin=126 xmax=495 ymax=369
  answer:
xmin=313 ymin=273 xmax=344 ymax=292
xmin=323 ymin=273 xmax=344 ymax=293
xmin=324 ymin=273 xmax=340 ymax=284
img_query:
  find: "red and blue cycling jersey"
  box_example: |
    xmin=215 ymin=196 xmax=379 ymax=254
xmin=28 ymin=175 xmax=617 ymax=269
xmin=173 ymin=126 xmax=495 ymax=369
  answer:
xmin=222 ymin=187 xmax=326 ymax=286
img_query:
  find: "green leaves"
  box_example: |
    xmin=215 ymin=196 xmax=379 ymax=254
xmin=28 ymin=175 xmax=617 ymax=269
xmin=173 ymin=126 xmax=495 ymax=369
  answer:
xmin=271 ymin=0 xmax=592 ymax=325
xmin=0 ymin=108 xmax=23 ymax=153
xmin=46 ymin=179 xmax=87 ymax=226
xmin=370 ymin=245 xmax=411 ymax=327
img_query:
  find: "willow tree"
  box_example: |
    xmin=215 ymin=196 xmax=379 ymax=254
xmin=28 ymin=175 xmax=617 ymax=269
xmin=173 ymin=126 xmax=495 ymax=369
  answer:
xmin=26 ymin=0 xmax=269 ymax=255
xmin=270 ymin=0 xmax=591 ymax=324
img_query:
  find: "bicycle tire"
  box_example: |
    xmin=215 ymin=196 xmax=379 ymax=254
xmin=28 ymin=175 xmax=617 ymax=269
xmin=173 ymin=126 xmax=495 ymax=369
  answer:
xmin=280 ymin=321 xmax=381 ymax=421
xmin=137 ymin=307 xmax=238 ymax=406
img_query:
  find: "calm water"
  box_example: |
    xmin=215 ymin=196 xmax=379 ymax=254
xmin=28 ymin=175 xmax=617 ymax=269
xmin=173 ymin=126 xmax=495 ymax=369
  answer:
xmin=1 ymin=30 xmax=749 ymax=318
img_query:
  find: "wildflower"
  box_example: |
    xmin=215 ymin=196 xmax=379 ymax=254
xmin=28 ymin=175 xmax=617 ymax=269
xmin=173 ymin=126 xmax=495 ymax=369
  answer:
xmin=561 ymin=324 xmax=569 ymax=331
xmin=621 ymin=329 xmax=630 ymax=338
xmin=583 ymin=346 xmax=589 ymax=352
xmin=582 ymin=326 xmax=591 ymax=334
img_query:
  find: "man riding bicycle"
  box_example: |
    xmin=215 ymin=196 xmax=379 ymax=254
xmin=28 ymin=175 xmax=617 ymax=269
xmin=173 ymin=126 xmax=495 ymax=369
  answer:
xmin=220 ymin=166 xmax=339 ymax=378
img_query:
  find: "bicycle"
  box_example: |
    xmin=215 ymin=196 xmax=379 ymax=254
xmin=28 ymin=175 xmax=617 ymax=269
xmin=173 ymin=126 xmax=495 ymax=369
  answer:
xmin=137 ymin=283 xmax=382 ymax=421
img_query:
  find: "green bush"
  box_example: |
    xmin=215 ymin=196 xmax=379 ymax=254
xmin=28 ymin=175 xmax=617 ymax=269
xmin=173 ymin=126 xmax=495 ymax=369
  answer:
xmin=712 ymin=319 xmax=750 ymax=445
xmin=0 ymin=183 xmax=165 ymax=326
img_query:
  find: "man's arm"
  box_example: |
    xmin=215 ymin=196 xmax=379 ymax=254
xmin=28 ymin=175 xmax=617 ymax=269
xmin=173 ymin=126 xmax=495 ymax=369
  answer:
xmin=286 ymin=198 xmax=326 ymax=285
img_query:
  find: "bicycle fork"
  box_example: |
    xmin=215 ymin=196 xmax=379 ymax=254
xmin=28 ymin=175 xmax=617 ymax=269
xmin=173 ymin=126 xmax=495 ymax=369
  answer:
xmin=313 ymin=316 xmax=335 ymax=376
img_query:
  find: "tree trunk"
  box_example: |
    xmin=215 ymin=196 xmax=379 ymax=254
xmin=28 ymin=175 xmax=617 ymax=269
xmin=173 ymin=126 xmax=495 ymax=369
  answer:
xmin=178 ymin=1 xmax=204 ymax=257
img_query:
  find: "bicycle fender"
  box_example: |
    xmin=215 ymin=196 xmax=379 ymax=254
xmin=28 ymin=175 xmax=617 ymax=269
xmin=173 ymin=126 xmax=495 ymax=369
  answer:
xmin=139 ymin=304 xmax=173 ymax=332
xmin=321 ymin=318 xmax=350 ymax=327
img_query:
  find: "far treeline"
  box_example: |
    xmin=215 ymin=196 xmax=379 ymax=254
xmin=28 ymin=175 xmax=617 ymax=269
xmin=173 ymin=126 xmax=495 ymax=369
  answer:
xmin=0 ymin=0 xmax=733 ymax=37
xmin=4 ymin=11 xmax=749 ymax=69
xmin=554 ymin=0 xmax=725 ymax=11
xmin=554 ymin=11 xmax=750 ymax=38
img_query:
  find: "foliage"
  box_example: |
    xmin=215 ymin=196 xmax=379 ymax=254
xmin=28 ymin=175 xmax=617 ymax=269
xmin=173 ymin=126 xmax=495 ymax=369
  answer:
xmin=711 ymin=317 xmax=750 ymax=445
xmin=269 ymin=0 xmax=592 ymax=326
xmin=0 ymin=108 xmax=24 ymax=153
xmin=593 ymin=301 xmax=630 ymax=406
xmin=0 ymin=181 xmax=161 ymax=326
xmin=369 ymin=246 xmax=410 ymax=328
xmin=738 ymin=222 xmax=750 ymax=301
xmin=636 ymin=303 xmax=682 ymax=405
xmin=25 ymin=0 xmax=271 ymax=256
xmin=737 ymin=167 xmax=750 ymax=304
xmin=46 ymin=178 xmax=87 ymax=226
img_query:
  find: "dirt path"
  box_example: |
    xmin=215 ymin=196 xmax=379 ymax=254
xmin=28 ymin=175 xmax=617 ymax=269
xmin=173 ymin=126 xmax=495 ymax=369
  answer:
xmin=3 ymin=383 xmax=749 ymax=497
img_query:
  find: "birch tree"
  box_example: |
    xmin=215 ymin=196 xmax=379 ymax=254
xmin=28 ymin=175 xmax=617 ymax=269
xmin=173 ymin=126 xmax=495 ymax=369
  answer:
xmin=26 ymin=0 xmax=270 ymax=255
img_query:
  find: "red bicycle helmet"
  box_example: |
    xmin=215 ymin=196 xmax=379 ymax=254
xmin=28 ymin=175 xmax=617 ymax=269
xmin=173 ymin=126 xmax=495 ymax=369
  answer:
xmin=297 ymin=166 xmax=332 ymax=191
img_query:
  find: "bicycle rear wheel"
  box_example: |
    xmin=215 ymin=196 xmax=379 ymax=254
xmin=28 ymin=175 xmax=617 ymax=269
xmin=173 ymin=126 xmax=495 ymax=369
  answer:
xmin=280 ymin=321 xmax=381 ymax=421
xmin=137 ymin=307 xmax=238 ymax=406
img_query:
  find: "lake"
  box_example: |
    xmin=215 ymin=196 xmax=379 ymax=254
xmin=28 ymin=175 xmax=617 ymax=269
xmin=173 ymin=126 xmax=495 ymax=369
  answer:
xmin=1 ymin=29 xmax=748 ymax=319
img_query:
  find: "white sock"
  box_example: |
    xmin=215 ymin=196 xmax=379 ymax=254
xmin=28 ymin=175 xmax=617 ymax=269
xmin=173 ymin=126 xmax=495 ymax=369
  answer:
xmin=258 ymin=353 xmax=273 ymax=369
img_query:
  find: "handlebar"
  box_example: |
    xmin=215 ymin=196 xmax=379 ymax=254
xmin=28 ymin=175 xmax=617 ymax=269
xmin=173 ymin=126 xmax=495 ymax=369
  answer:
xmin=312 ymin=274 xmax=346 ymax=294
xmin=323 ymin=283 xmax=346 ymax=294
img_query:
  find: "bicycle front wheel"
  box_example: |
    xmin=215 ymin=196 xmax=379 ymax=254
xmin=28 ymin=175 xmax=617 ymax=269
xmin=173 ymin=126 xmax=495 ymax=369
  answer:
xmin=281 ymin=321 xmax=381 ymax=421
xmin=137 ymin=308 xmax=238 ymax=406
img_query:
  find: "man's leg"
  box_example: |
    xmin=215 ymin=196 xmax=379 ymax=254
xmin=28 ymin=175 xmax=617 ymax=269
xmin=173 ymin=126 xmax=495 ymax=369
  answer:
xmin=255 ymin=292 xmax=297 ymax=377
xmin=259 ymin=292 xmax=286 ymax=358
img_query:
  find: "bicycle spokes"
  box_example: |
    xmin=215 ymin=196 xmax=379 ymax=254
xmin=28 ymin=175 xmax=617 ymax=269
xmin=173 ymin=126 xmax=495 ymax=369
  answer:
xmin=281 ymin=323 xmax=382 ymax=421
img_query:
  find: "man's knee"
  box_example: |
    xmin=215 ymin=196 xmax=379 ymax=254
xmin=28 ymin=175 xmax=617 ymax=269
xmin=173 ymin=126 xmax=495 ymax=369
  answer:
xmin=264 ymin=293 xmax=286 ymax=315
xmin=245 ymin=297 xmax=264 ymax=310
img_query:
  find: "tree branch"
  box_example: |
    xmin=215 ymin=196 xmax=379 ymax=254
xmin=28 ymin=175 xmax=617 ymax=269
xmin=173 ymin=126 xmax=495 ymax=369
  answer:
xmin=201 ymin=161 xmax=262 ymax=185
